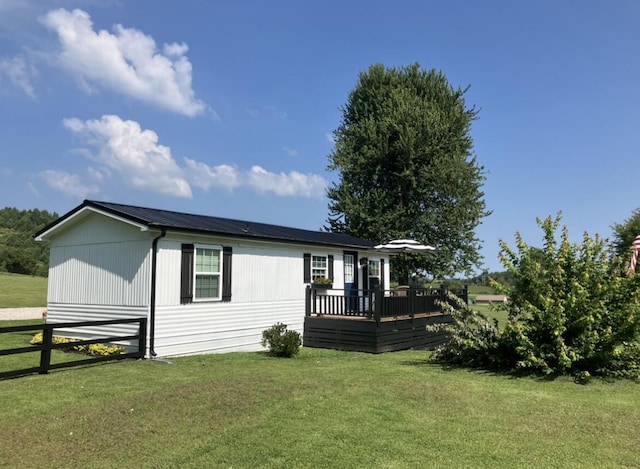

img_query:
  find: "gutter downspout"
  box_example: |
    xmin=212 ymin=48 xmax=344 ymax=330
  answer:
xmin=149 ymin=228 xmax=166 ymax=357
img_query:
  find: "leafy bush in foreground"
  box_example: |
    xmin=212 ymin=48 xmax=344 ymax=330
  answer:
xmin=261 ymin=323 xmax=301 ymax=358
xmin=430 ymin=214 xmax=640 ymax=381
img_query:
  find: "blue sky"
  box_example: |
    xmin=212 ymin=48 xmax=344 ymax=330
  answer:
xmin=1 ymin=0 xmax=639 ymax=273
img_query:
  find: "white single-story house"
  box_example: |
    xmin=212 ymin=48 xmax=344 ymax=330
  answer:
xmin=35 ymin=200 xmax=390 ymax=357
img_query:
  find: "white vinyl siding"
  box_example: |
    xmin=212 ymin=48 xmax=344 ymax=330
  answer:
xmin=46 ymin=214 xmax=152 ymax=306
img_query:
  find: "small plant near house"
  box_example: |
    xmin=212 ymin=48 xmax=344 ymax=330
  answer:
xmin=30 ymin=333 xmax=125 ymax=357
xmin=261 ymin=323 xmax=301 ymax=358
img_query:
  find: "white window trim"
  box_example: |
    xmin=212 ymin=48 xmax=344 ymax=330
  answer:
xmin=193 ymin=243 xmax=223 ymax=302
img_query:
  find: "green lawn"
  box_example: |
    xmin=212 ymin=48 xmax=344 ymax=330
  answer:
xmin=0 ymin=272 xmax=47 ymax=308
xmin=1 ymin=320 xmax=639 ymax=468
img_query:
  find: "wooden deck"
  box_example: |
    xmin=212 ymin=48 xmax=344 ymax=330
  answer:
xmin=303 ymin=286 xmax=465 ymax=353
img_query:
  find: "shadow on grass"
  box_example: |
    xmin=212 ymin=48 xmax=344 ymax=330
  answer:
xmin=398 ymin=356 xmax=569 ymax=382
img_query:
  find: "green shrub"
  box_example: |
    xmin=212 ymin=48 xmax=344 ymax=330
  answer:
xmin=30 ymin=333 xmax=125 ymax=357
xmin=428 ymin=293 xmax=512 ymax=369
xmin=261 ymin=323 xmax=301 ymax=358
xmin=431 ymin=213 xmax=640 ymax=381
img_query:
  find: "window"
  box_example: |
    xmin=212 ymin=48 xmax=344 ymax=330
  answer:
xmin=303 ymin=253 xmax=334 ymax=283
xmin=195 ymin=246 xmax=221 ymax=300
xmin=344 ymin=254 xmax=355 ymax=284
xmin=181 ymin=244 xmax=232 ymax=304
xmin=368 ymin=259 xmax=382 ymax=290
xmin=312 ymin=255 xmax=327 ymax=280
xmin=368 ymin=259 xmax=380 ymax=278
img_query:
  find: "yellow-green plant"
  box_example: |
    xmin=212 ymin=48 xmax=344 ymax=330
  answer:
xmin=30 ymin=333 xmax=124 ymax=357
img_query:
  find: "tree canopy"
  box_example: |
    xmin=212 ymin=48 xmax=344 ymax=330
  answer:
xmin=326 ymin=63 xmax=489 ymax=279
xmin=0 ymin=207 xmax=58 ymax=276
xmin=611 ymin=207 xmax=640 ymax=260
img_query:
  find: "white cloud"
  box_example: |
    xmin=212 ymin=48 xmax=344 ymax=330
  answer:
xmin=325 ymin=132 xmax=335 ymax=144
xmin=183 ymin=159 xmax=240 ymax=191
xmin=42 ymin=8 xmax=205 ymax=116
xmin=44 ymin=114 xmax=326 ymax=200
xmin=63 ymin=115 xmax=192 ymax=198
xmin=0 ymin=55 xmax=35 ymax=97
xmin=40 ymin=169 xmax=100 ymax=198
xmin=248 ymin=165 xmax=326 ymax=198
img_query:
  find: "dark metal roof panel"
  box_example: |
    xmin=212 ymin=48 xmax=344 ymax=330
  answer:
xmin=83 ymin=200 xmax=375 ymax=249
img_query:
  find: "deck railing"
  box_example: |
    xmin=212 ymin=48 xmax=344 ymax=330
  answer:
xmin=305 ymin=285 xmax=468 ymax=324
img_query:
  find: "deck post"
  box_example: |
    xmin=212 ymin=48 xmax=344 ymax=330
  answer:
xmin=305 ymin=285 xmax=311 ymax=316
xmin=439 ymin=283 xmax=447 ymax=309
xmin=373 ymin=286 xmax=382 ymax=324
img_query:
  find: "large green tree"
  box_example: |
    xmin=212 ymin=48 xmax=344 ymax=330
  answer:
xmin=326 ymin=63 xmax=489 ymax=280
xmin=611 ymin=207 xmax=640 ymax=260
xmin=0 ymin=207 xmax=58 ymax=276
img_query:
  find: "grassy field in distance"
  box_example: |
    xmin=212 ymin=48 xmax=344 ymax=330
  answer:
xmin=0 ymin=272 xmax=47 ymax=308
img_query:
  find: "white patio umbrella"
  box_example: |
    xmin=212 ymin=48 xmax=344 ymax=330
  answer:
xmin=373 ymin=238 xmax=437 ymax=253
xmin=374 ymin=239 xmax=436 ymax=287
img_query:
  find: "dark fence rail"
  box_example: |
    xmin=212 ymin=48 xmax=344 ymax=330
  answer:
xmin=305 ymin=285 xmax=467 ymax=324
xmin=0 ymin=317 xmax=147 ymax=379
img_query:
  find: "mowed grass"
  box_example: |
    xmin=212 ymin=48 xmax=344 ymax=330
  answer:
xmin=1 ymin=321 xmax=639 ymax=468
xmin=0 ymin=272 xmax=47 ymax=308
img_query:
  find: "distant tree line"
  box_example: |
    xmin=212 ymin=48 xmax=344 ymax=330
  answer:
xmin=0 ymin=207 xmax=58 ymax=277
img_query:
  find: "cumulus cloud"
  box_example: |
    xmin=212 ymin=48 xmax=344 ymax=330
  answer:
xmin=44 ymin=115 xmax=327 ymax=200
xmin=183 ymin=159 xmax=240 ymax=191
xmin=248 ymin=166 xmax=326 ymax=198
xmin=0 ymin=55 xmax=35 ymax=97
xmin=40 ymin=169 xmax=100 ymax=198
xmin=42 ymin=8 xmax=205 ymax=116
xmin=63 ymin=115 xmax=192 ymax=197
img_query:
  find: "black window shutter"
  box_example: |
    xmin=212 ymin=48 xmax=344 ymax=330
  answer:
xmin=222 ymin=246 xmax=232 ymax=302
xmin=361 ymin=257 xmax=368 ymax=290
xmin=180 ymin=244 xmax=194 ymax=304
xmin=328 ymin=255 xmax=334 ymax=281
xmin=380 ymin=259 xmax=385 ymax=291
xmin=303 ymin=253 xmax=311 ymax=283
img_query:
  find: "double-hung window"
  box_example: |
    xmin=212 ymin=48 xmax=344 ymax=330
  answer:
xmin=312 ymin=255 xmax=327 ymax=280
xmin=194 ymin=245 xmax=221 ymax=300
xmin=303 ymin=253 xmax=334 ymax=283
xmin=181 ymin=243 xmax=232 ymax=304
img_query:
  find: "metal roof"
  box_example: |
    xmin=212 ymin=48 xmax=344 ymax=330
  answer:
xmin=36 ymin=200 xmax=376 ymax=250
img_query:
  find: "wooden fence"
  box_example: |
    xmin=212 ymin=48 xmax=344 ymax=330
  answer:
xmin=0 ymin=317 xmax=147 ymax=379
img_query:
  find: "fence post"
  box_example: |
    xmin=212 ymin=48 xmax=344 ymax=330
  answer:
xmin=39 ymin=325 xmax=53 ymax=374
